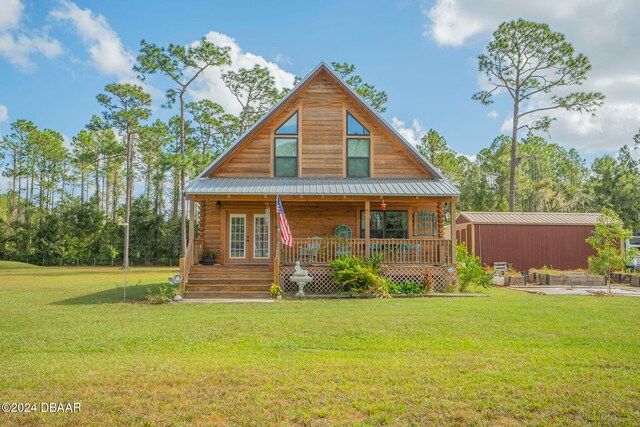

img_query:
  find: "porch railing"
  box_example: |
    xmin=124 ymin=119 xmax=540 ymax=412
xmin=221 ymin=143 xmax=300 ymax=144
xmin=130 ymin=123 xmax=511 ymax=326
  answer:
xmin=279 ymin=238 xmax=452 ymax=265
xmin=179 ymin=238 xmax=203 ymax=292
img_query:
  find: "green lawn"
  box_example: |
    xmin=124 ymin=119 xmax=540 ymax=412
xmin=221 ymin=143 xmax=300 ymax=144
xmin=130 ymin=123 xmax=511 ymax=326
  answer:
xmin=0 ymin=262 xmax=639 ymax=426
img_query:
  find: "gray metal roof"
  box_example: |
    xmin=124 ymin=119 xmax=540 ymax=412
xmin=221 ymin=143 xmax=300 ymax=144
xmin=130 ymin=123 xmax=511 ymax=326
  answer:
xmin=185 ymin=177 xmax=459 ymax=196
xmin=457 ymin=212 xmax=601 ymax=225
xmin=193 ymin=62 xmax=447 ymax=181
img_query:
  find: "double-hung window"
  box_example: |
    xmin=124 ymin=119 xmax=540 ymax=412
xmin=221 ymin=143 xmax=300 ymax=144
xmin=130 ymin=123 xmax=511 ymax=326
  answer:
xmin=274 ymin=111 xmax=298 ymax=177
xmin=346 ymin=112 xmax=370 ymax=178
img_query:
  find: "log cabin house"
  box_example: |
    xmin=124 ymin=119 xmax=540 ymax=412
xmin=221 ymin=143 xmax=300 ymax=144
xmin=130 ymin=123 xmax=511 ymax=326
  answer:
xmin=180 ymin=62 xmax=460 ymax=299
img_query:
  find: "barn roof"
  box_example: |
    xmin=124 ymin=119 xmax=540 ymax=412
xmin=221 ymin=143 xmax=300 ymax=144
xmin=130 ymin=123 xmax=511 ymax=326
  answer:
xmin=185 ymin=177 xmax=459 ymax=196
xmin=457 ymin=212 xmax=601 ymax=226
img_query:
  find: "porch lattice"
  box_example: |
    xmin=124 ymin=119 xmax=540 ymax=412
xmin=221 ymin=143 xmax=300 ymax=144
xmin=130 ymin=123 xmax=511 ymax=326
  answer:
xmin=279 ymin=265 xmax=457 ymax=294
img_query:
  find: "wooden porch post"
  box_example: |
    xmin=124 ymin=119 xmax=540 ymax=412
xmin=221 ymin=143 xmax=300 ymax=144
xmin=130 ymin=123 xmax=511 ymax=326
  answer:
xmin=189 ymin=198 xmax=195 ymax=265
xmin=364 ymin=200 xmax=370 ymax=257
xmin=450 ymin=199 xmax=457 ymax=265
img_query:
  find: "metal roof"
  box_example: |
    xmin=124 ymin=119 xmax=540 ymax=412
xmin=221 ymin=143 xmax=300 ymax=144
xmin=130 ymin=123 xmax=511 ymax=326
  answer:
xmin=457 ymin=212 xmax=601 ymax=225
xmin=193 ymin=62 xmax=447 ymax=181
xmin=185 ymin=177 xmax=459 ymax=196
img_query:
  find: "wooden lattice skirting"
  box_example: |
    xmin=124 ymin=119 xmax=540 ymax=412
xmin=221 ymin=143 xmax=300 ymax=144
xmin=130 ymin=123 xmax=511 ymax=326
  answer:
xmin=280 ymin=265 xmax=457 ymax=294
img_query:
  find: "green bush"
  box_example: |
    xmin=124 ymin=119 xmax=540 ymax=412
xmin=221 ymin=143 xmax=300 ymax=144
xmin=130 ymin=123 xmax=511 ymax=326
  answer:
xmin=145 ymin=284 xmax=178 ymax=304
xmin=388 ymin=280 xmax=425 ymax=294
xmin=587 ymin=208 xmax=638 ymax=276
xmin=329 ymin=254 xmax=388 ymax=297
xmin=456 ymin=243 xmax=491 ymax=292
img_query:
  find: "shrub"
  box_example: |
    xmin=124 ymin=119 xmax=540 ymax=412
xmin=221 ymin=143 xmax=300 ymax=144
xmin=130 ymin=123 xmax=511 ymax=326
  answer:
xmin=145 ymin=284 xmax=177 ymax=304
xmin=388 ymin=280 xmax=425 ymax=294
xmin=456 ymin=243 xmax=491 ymax=292
xmin=587 ymin=208 xmax=638 ymax=276
xmin=270 ymin=283 xmax=282 ymax=298
xmin=329 ymin=254 xmax=389 ymax=297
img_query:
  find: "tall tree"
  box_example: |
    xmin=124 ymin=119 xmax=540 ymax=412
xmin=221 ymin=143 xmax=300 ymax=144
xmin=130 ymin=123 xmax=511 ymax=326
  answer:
xmin=97 ymin=84 xmax=151 ymax=268
xmin=332 ymin=62 xmax=388 ymax=113
xmin=135 ymin=37 xmax=231 ymax=256
xmin=473 ymin=19 xmax=604 ymax=211
xmin=222 ymin=65 xmax=282 ymax=134
xmin=186 ymin=99 xmax=239 ymax=170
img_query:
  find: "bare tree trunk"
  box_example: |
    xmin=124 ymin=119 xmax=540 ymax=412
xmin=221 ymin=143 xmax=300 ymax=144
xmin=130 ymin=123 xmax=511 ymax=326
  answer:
xmin=180 ymin=90 xmax=187 ymax=257
xmin=123 ymin=130 xmax=133 ymax=269
xmin=509 ymin=98 xmax=520 ymax=212
xmin=10 ymin=149 xmax=17 ymax=222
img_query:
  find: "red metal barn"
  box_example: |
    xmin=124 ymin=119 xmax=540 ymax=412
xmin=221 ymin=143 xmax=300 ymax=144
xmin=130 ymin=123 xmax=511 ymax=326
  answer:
xmin=455 ymin=212 xmax=600 ymax=272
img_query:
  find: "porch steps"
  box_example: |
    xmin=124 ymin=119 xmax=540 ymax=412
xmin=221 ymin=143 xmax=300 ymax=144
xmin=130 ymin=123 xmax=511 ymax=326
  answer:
xmin=184 ymin=265 xmax=273 ymax=300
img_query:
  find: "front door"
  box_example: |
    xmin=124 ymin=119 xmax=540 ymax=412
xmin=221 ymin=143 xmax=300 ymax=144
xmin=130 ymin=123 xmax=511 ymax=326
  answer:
xmin=227 ymin=211 xmax=271 ymax=263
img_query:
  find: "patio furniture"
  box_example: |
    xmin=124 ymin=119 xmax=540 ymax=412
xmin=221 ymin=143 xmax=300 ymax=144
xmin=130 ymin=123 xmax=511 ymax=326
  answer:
xmin=299 ymin=237 xmax=321 ymax=263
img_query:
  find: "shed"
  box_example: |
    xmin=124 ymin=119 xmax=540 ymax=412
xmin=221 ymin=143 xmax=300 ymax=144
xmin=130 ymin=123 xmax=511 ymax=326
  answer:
xmin=455 ymin=212 xmax=600 ymax=272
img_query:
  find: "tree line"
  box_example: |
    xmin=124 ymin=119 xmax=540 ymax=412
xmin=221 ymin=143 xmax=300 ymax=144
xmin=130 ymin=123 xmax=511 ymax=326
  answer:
xmin=1 ymin=20 xmax=639 ymax=267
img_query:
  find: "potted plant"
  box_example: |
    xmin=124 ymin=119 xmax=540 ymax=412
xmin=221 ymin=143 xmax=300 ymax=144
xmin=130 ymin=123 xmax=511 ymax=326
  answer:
xmin=201 ymin=249 xmax=218 ymax=266
xmin=270 ymin=283 xmax=283 ymax=299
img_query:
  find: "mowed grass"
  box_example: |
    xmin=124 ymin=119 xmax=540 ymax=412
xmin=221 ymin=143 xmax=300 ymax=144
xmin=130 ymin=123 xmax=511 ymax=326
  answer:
xmin=0 ymin=262 xmax=639 ymax=426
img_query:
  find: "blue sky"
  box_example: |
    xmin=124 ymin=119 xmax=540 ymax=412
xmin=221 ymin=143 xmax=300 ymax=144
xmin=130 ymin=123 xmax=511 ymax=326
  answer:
xmin=1 ymin=0 xmax=639 ymax=169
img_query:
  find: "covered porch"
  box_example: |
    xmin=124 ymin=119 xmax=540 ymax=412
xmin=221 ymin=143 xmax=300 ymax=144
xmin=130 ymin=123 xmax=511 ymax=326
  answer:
xmin=180 ymin=178 xmax=459 ymax=296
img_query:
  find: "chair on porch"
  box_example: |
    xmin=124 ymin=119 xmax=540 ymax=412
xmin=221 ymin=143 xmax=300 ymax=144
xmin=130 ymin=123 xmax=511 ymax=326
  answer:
xmin=334 ymin=225 xmax=352 ymax=257
xmin=299 ymin=237 xmax=322 ymax=263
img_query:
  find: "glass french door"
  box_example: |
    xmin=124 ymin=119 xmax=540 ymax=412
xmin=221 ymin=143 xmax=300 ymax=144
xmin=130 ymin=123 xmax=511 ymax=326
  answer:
xmin=227 ymin=211 xmax=270 ymax=263
xmin=229 ymin=214 xmax=246 ymax=259
xmin=253 ymin=214 xmax=270 ymax=259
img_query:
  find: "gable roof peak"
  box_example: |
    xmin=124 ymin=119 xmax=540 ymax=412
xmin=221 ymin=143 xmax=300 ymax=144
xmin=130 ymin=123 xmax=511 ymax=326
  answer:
xmin=193 ymin=61 xmax=446 ymax=180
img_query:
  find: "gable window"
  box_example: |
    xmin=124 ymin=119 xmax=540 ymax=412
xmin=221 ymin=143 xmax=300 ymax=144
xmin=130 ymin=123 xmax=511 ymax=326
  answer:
xmin=274 ymin=111 xmax=298 ymax=177
xmin=360 ymin=210 xmax=408 ymax=238
xmin=346 ymin=112 xmax=370 ymax=177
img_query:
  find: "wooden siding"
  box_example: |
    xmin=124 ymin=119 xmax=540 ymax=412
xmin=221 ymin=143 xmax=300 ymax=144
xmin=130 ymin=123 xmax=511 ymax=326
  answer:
xmin=456 ymin=223 xmax=596 ymax=271
xmin=210 ymin=69 xmax=432 ymax=179
xmin=197 ymin=198 xmax=446 ymax=264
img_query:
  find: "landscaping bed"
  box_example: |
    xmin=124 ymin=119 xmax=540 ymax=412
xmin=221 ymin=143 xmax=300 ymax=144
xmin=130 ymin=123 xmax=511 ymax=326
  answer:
xmin=528 ymin=269 xmax=606 ymax=286
xmin=610 ymin=272 xmax=640 ymax=287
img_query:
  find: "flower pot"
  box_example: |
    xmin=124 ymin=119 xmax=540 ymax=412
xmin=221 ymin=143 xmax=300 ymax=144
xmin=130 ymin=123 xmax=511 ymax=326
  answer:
xmin=201 ymin=257 xmax=215 ymax=266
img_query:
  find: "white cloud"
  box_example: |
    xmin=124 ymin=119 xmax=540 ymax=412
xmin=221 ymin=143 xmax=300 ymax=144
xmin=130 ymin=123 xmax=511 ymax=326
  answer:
xmin=188 ymin=31 xmax=296 ymax=115
xmin=391 ymin=117 xmax=426 ymax=146
xmin=0 ymin=0 xmax=22 ymax=32
xmin=424 ymin=0 xmax=640 ymax=153
xmin=0 ymin=0 xmax=62 ymax=70
xmin=273 ymin=52 xmax=292 ymax=66
xmin=487 ymin=110 xmax=498 ymax=119
xmin=51 ymin=0 xmax=136 ymax=83
xmin=0 ymin=103 xmax=8 ymax=123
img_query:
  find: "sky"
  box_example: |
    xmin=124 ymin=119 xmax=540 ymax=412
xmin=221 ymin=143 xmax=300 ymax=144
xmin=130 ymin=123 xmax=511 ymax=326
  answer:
xmin=1 ymin=0 xmax=639 ymax=181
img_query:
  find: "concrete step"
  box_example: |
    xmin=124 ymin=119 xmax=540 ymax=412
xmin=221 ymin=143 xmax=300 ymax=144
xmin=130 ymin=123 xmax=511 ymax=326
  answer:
xmin=186 ymin=284 xmax=271 ymax=292
xmin=183 ymin=291 xmax=271 ymax=300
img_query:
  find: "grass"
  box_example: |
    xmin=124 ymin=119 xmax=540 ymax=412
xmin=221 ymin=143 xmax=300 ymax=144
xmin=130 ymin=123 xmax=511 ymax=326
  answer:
xmin=0 ymin=262 xmax=639 ymax=426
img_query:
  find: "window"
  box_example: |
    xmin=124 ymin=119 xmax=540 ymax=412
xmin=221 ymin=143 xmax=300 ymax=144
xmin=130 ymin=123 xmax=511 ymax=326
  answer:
xmin=274 ymin=111 xmax=298 ymax=177
xmin=360 ymin=211 xmax=408 ymax=238
xmin=274 ymin=138 xmax=297 ymax=177
xmin=275 ymin=111 xmax=298 ymax=135
xmin=347 ymin=112 xmax=370 ymax=136
xmin=414 ymin=210 xmax=437 ymax=236
xmin=347 ymin=139 xmax=369 ymax=177
xmin=346 ymin=112 xmax=370 ymax=177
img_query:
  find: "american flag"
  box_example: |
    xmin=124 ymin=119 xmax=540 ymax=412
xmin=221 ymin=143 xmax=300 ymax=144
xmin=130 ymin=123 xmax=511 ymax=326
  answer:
xmin=276 ymin=195 xmax=293 ymax=247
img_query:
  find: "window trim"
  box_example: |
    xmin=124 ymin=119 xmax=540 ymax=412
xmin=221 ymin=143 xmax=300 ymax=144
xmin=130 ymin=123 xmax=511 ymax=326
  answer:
xmin=273 ymin=137 xmax=298 ymax=177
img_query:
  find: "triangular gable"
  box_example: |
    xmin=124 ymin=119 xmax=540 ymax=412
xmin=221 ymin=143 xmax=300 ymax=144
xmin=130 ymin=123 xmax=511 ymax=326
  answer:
xmin=194 ymin=62 xmax=444 ymax=180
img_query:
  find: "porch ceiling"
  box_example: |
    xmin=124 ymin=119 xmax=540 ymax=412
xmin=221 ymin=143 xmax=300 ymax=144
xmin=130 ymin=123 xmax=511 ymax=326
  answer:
xmin=184 ymin=177 xmax=459 ymax=197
